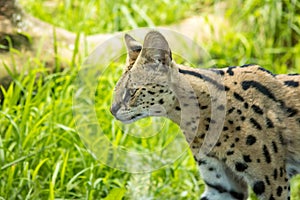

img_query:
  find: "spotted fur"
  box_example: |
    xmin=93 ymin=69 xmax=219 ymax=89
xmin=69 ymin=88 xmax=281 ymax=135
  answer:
xmin=110 ymin=31 xmax=300 ymax=200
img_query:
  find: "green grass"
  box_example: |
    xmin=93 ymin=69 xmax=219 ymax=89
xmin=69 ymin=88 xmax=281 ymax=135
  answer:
xmin=1 ymin=0 xmax=300 ymax=199
xmin=0 ymin=57 xmax=202 ymax=200
xmin=21 ymin=0 xmax=197 ymax=35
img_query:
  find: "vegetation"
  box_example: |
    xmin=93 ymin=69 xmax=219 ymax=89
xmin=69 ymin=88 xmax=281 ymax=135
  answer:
xmin=21 ymin=0 xmax=197 ymax=34
xmin=1 ymin=0 xmax=300 ymax=199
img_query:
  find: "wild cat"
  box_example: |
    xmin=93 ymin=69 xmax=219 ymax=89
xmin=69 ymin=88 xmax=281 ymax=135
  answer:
xmin=110 ymin=31 xmax=300 ymax=200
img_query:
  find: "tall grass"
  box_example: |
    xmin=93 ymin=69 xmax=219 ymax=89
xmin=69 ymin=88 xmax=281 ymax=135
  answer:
xmin=208 ymin=0 xmax=300 ymax=73
xmin=21 ymin=0 xmax=197 ymax=34
xmin=0 ymin=59 xmax=202 ymax=199
xmin=1 ymin=0 xmax=300 ymax=199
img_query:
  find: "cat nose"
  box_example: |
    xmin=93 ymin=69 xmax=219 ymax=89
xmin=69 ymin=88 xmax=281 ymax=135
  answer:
xmin=110 ymin=103 xmax=121 ymax=116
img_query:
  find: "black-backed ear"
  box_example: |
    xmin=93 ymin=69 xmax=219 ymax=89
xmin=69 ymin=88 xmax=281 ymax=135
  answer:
xmin=141 ymin=31 xmax=172 ymax=66
xmin=124 ymin=34 xmax=142 ymax=66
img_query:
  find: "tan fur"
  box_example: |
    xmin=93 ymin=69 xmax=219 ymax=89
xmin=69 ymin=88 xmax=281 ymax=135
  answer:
xmin=111 ymin=31 xmax=300 ymax=200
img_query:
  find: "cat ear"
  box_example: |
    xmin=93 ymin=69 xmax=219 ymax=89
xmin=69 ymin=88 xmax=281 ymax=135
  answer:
xmin=141 ymin=31 xmax=172 ymax=66
xmin=124 ymin=34 xmax=142 ymax=66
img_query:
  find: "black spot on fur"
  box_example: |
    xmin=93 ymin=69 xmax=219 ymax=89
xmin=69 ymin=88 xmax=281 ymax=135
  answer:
xmin=235 ymin=162 xmax=248 ymax=172
xmin=278 ymin=132 xmax=286 ymax=145
xmin=205 ymin=124 xmax=209 ymax=131
xmin=227 ymin=151 xmax=234 ymax=155
xmin=269 ymin=195 xmax=275 ymax=200
xmin=229 ymin=191 xmax=245 ymax=200
xmin=225 ymin=86 xmax=230 ymax=91
xmin=204 ymin=181 xmax=227 ymax=193
xmin=243 ymin=155 xmax=252 ymax=163
xmin=158 ymin=99 xmax=164 ymax=104
xmin=258 ymin=67 xmax=275 ymax=76
xmin=263 ymin=145 xmax=271 ymax=163
xmin=178 ymin=69 xmax=227 ymax=91
xmin=217 ymin=105 xmax=225 ymax=110
xmin=277 ymin=186 xmax=283 ymax=197
xmin=244 ymin=102 xmax=249 ymax=109
xmin=272 ymin=141 xmax=278 ymax=153
xmin=246 ymin=135 xmax=256 ymax=145
xmin=175 ymin=106 xmax=181 ymax=111
xmin=273 ymin=168 xmax=278 ymax=180
xmin=286 ymin=107 xmax=298 ymax=117
xmin=253 ymin=181 xmax=265 ymax=195
xmin=219 ymin=70 xmax=225 ymax=75
xmin=223 ymin=126 xmax=229 ymax=131
xmin=233 ymin=92 xmax=244 ymax=102
xmin=288 ymin=73 xmax=299 ymax=76
xmin=251 ymin=105 xmax=264 ymax=115
xmin=132 ymin=113 xmax=142 ymax=119
xmin=280 ymin=167 xmax=284 ymax=177
xmin=278 ymin=100 xmax=298 ymax=117
xmin=241 ymin=64 xmax=255 ymax=68
xmin=228 ymin=107 xmax=235 ymax=114
xmin=265 ymin=176 xmax=270 ymax=185
xmin=241 ymin=81 xmax=277 ymax=102
xmin=284 ymin=80 xmax=299 ymax=87
xmin=189 ymin=96 xmax=197 ymax=100
xmin=266 ymin=117 xmax=274 ymax=128
xmin=250 ymin=118 xmax=262 ymax=130
xmin=148 ymin=91 xmax=155 ymax=95
xmin=227 ymin=66 xmax=236 ymax=76
xmin=211 ymin=69 xmax=225 ymax=76
xmin=201 ymin=105 xmax=209 ymax=110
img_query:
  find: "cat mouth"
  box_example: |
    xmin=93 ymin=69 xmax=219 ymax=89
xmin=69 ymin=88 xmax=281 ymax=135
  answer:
xmin=115 ymin=113 xmax=146 ymax=124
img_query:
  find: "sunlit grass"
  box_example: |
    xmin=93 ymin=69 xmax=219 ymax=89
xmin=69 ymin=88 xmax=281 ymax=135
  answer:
xmin=0 ymin=60 xmax=201 ymax=199
xmin=208 ymin=0 xmax=300 ymax=73
xmin=21 ymin=0 xmax=197 ymax=35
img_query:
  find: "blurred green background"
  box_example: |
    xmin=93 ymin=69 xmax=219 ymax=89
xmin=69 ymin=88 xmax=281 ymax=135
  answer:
xmin=1 ymin=0 xmax=300 ymax=199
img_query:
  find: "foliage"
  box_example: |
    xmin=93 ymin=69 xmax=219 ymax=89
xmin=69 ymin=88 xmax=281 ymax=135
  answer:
xmin=208 ymin=0 xmax=300 ymax=73
xmin=21 ymin=0 xmax=197 ymax=34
